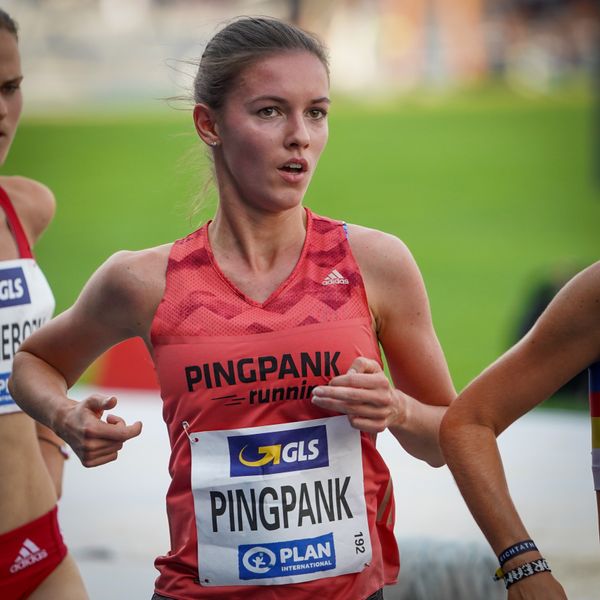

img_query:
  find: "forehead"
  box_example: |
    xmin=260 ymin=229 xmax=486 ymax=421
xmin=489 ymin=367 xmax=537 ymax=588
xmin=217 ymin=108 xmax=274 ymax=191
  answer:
xmin=234 ymin=51 xmax=329 ymax=101
xmin=0 ymin=30 xmax=20 ymax=81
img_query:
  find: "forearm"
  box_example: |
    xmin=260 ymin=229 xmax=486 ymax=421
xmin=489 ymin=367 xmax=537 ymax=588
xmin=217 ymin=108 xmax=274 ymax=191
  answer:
xmin=440 ymin=416 xmax=531 ymax=553
xmin=389 ymin=394 xmax=447 ymax=467
xmin=9 ymin=350 xmax=77 ymax=436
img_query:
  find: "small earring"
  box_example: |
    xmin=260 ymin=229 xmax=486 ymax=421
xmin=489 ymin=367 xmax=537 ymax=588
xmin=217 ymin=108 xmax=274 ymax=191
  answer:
xmin=209 ymin=140 xmax=218 ymax=147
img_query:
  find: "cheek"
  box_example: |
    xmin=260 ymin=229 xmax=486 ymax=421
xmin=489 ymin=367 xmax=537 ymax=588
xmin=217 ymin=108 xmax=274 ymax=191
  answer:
xmin=311 ymin=123 xmax=329 ymax=155
xmin=8 ymin=93 xmax=23 ymax=125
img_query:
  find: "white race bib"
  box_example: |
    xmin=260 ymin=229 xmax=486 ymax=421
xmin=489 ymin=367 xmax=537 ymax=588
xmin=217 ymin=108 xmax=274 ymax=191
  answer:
xmin=188 ymin=416 xmax=372 ymax=586
xmin=0 ymin=259 xmax=54 ymax=414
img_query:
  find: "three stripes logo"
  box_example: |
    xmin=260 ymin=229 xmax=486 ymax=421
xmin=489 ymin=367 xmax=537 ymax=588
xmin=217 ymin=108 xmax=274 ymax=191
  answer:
xmin=322 ymin=270 xmax=349 ymax=286
xmin=9 ymin=538 xmax=48 ymax=573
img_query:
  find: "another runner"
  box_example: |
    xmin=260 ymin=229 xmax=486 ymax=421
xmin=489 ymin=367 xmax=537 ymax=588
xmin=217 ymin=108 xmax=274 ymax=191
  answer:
xmin=10 ymin=17 xmax=455 ymax=600
xmin=0 ymin=9 xmax=88 ymax=600
xmin=441 ymin=260 xmax=600 ymax=599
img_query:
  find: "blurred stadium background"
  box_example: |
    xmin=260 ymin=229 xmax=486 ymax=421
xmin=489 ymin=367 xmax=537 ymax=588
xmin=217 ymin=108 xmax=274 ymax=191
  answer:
xmin=3 ymin=0 xmax=598 ymax=395
xmin=1 ymin=1 xmax=599 ymax=598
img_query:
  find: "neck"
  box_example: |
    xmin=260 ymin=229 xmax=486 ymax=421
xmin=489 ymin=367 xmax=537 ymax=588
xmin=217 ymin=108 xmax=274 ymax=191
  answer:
xmin=208 ymin=203 xmax=308 ymax=273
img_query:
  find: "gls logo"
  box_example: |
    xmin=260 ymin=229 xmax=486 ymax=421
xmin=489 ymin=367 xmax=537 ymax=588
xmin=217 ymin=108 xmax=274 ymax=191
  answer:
xmin=228 ymin=425 xmax=329 ymax=477
xmin=0 ymin=268 xmax=30 ymax=309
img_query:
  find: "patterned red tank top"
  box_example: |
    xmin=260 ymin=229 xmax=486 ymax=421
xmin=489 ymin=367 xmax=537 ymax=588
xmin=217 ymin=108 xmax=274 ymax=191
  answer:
xmin=150 ymin=209 xmax=399 ymax=599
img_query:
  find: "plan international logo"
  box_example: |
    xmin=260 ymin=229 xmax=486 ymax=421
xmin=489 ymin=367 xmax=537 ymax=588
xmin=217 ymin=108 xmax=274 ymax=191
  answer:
xmin=238 ymin=533 xmax=336 ymax=580
xmin=228 ymin=425 xmax=329 ymax=477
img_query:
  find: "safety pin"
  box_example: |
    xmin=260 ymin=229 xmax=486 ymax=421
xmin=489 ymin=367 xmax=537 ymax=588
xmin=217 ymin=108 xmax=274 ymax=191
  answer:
xmin=182 ymin=421 xmax=199 ymax=443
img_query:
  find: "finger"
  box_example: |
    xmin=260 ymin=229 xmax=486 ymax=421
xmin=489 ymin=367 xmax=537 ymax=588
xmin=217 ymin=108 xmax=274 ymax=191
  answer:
xmin=96 ymin=412 xmax=142 ymax=439
xmin=347 ymin=415 xmax=386 ymax=434
xmin=87 ymin=419 xmax=143 ymax=443
xmin=313 ymin=385 xmax=389 ymax=406
xmin=78 ymin=436 xmax=124 ymax=453
xmin=348 ymin=357 xmax=382 ymax=375
xmin=82 ymin=452 xmax=119 ymax=468
xmin=82 ymin=395 xmax=117 ymax=417
xmin=79 ymin=442 xmax=124 ymax=463
xmin=313 ymin=396 xmax=385 ymax=419
xmin=326 ymin=371 xmax=388 ymax=390
xmin=105 ymin=413 xmax=125 ymax=426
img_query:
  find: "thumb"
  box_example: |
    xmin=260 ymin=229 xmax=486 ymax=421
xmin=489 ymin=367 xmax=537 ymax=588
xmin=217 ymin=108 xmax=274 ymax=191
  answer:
xmin=106 ymin=413 xmax=143 ymax=439
xmin=123 ymin=420 xmax=143 ymax=440
xmin=83 ymin=394 xmax=117 ymax=417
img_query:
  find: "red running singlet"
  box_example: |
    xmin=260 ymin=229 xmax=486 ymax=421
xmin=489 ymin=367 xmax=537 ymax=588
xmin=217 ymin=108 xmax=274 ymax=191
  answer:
xmin=150 ymin=209 xmax=399 ymax=599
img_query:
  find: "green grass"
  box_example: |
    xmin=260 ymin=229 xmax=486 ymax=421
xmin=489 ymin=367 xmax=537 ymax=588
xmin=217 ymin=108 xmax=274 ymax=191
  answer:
xmin=5 ymin=88 xmax=599 ymax=395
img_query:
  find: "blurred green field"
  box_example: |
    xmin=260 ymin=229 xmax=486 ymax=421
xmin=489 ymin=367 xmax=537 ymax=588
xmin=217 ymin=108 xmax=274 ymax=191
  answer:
xmin=5 ymin=89 xmax=599 ymax=393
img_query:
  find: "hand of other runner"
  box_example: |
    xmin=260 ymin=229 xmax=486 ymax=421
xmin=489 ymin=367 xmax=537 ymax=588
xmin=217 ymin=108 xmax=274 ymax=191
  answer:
xmin=506 ymin=573 xmax=567 ymax=599
xmin=311 ymin=357 xmax=406 ymax=433
xmin=56 ymin=394 xmax=142 ymax=467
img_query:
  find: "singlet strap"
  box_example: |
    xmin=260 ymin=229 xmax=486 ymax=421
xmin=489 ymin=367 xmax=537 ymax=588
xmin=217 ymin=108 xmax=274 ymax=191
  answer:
xmin=0 ymin=185 xmax=33 ymax=258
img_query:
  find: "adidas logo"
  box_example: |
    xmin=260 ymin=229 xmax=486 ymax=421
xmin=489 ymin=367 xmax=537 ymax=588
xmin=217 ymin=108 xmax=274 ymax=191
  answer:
xmin=322 ymin=269 xmax=349 ymax=286
xmin=9 ymin=538 xmax=48 ymax=573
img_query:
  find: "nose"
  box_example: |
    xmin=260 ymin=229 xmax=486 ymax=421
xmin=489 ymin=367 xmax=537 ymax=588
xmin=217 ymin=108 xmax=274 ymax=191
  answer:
xmin=0 ymin=96 xmax=7 ymax=121
xmin=284 ymin=112 xmax=310 ymax=149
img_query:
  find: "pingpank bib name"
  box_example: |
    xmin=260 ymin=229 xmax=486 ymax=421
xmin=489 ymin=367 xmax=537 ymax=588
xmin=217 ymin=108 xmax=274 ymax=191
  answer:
xmin=188 ymin=416 xmax=372 ymax=586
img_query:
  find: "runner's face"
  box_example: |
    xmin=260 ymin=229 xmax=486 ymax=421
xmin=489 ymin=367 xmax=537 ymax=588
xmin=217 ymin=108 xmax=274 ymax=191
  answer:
xmin=0 ymin=30 xmax=22 ymax=167
xmin=215 ymin=51 xmax=329 ymax=213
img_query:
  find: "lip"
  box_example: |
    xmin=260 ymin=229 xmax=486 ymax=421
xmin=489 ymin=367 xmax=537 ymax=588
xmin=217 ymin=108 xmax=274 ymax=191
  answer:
xmin=277 ymin=157 xmax=309 ymax=184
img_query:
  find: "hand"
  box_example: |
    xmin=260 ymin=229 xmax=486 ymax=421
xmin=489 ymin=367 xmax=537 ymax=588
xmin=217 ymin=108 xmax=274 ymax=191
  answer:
xmin=311 ymin=357 xmax=405 ymax=433
xmin=56 ymin=394 xmax=142 ymax=467
xmin=507 ymin=572 xmax=567 ymax=599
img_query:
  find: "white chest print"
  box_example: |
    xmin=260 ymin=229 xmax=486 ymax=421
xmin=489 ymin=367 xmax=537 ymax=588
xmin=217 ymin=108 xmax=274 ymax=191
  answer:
xmin=0 ymin=259 xmax=54 ymax=413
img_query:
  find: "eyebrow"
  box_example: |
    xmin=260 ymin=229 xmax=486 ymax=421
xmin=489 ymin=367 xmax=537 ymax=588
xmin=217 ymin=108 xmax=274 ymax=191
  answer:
xmin=1 ymin=75 xmax=23 ymax=86
xmin=247 ymin=95 xmax=331 ymax=105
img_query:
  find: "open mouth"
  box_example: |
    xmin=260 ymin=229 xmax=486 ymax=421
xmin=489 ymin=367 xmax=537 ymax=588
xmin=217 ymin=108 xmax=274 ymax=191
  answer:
xmin=278 ymin=158 xmax=308 ymax=174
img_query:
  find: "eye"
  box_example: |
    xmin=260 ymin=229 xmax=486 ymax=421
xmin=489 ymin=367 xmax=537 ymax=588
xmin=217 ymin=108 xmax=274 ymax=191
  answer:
xmin=2 ymin=82 xmax=20 ymax=95
xmin=257 ymin=107 xmax=280 ymax=119
xmin=307 ymin=108 xmax=327 ymax=120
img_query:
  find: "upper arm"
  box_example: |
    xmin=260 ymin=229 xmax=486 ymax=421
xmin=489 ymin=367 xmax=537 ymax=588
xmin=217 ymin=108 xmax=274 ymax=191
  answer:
xmin=451 ymin=261 xmax=600 ymax=434
xmin=348 ymin=224 xmax=455 ymax=406
xmin=18 ymin=247 xmax=168 ymax=387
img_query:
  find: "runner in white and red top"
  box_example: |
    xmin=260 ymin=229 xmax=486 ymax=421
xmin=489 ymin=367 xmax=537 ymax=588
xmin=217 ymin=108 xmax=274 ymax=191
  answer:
xmin=0 ymin=8 xmax=88 ymax=599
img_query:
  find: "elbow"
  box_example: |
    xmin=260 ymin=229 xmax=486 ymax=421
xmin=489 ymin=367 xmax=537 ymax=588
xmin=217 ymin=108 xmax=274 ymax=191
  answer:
xmin=438 ymin=407 xmax=465 ymax=463
xmin=8 ymin=350 xmax=26 ymax=400
xmin=426 ymin=454 xmax=446 ymax=469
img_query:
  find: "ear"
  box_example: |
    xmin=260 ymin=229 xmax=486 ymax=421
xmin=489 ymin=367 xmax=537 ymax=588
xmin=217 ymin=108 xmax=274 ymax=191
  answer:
xmin=193 ymin=103 xmax=220 ymax=147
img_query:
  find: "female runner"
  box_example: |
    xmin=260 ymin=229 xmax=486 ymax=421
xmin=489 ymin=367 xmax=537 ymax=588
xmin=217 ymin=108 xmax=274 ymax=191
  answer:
xmin=0 ymin=9 xmax=87 ymax=599
xmin=10 ymin=17 xmax=454 ymax=600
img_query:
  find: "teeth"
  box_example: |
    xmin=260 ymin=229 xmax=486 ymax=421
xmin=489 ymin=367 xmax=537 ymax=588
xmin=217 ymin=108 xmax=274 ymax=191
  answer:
xmin=287 ymin=163 xmax=302 ymax=170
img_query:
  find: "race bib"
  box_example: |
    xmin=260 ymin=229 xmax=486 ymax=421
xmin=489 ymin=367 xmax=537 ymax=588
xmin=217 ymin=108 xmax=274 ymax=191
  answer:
xmin=0 ymin=260 xmax=54 ymax=414
xmin=188 ymin=416 xmax=372 ymax=586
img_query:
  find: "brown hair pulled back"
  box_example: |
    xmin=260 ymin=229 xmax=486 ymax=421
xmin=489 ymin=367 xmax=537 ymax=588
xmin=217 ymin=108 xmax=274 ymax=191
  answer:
xmin=194 ymin=16 xmax=329 ymax=110
xmin=0 ymin=9 xmax=18 ymax=39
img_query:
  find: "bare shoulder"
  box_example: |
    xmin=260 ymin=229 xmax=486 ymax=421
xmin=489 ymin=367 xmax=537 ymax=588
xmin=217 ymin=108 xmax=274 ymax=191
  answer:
xmin=346 ymin=222 xmax=425 ymax=296
xmin=345 ymin=223 xmax=428 ymax=330
xmin=76 ymin=244 xmax=172 ymax=338
xmin=346 ymin=223 xmax=418 ymax=281
xmin=0 ymin=176 xmax=55 ymax=241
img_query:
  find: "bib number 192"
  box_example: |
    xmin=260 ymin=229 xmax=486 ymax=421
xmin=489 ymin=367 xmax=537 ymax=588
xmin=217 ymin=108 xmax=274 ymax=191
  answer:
xmin=354 ymin=532 xmax=366 ymax=554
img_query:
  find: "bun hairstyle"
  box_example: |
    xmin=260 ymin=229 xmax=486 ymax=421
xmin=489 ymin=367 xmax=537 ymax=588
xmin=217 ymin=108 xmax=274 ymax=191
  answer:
xmin=194 ymin=16 xmax=329 ymax=110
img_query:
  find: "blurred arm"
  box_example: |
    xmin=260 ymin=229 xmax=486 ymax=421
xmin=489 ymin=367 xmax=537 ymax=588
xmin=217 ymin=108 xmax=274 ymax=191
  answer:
xmin=440 ymin=262 xmax=600 ymax=595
